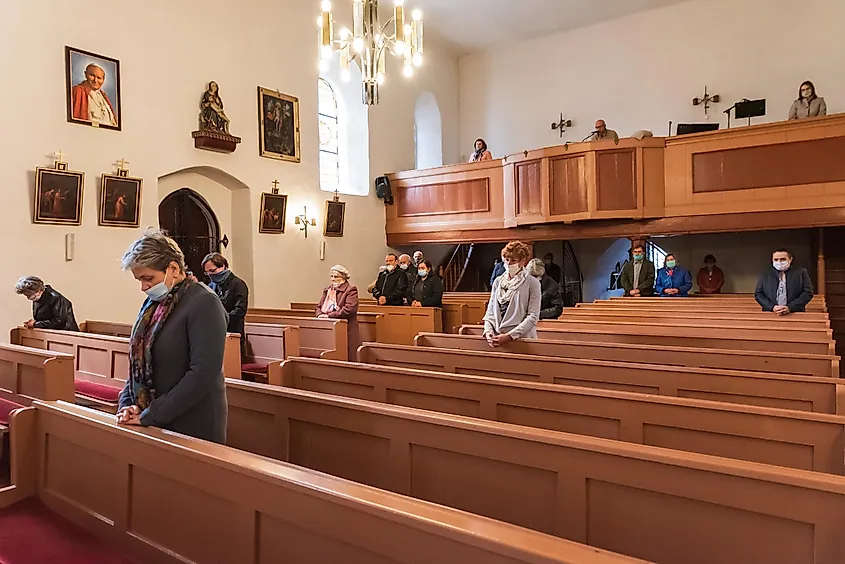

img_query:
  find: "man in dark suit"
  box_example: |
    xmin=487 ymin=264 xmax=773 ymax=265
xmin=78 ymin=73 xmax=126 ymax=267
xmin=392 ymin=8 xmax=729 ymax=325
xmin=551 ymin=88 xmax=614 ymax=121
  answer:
xmin=619 ymin=243 xmax=655 ymax=297
xmin=543 ymin=253 xmax=562 ymax=284
xmin=371 ymin=253 xmax=408 ymax=306
xmin=754 ymin=248 xmax=814 ymax=315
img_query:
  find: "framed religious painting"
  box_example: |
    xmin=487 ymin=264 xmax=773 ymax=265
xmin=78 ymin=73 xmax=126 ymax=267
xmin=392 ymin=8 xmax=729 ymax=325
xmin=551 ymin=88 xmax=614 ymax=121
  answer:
xmin=257 ymin=87 xmax=301 ymax=162
xmin=258 ymin=193 xmax=288 ymax=234
xmin=34 ymin=167 xmax=85 ymax=226
xmin=65 ymin=46 xmax=122 ymax=131
xmin=99 ymin=174 xmax=142 ymax=228
xmin=324 ymin=199 xmax=345 ymax=237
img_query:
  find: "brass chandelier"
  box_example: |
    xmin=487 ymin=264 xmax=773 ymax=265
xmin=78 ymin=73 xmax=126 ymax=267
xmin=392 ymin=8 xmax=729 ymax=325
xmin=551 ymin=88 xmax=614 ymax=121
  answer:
xmin=318 ymin=0 xmax=424 ymax=105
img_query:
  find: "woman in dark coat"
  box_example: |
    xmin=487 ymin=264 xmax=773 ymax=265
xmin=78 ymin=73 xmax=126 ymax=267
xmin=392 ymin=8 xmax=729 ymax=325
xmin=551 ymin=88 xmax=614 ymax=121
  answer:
xmin=316 ymin=264 xmax=360 ymax=361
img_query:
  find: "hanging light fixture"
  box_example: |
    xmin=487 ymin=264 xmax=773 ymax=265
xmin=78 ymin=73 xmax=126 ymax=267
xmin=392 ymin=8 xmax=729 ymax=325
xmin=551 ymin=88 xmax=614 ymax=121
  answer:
xmin=318 ymin=0 xmax=424 ymax=105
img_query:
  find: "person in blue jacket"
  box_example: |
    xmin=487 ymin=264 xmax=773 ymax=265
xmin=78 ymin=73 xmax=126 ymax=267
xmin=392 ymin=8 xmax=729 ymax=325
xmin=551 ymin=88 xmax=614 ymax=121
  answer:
xmin=655 ymin=254 xmax=692 ymax=297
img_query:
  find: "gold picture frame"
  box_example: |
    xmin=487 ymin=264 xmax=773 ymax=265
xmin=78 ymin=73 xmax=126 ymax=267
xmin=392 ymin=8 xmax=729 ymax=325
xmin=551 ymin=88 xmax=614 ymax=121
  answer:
xmin=258 ymin=87 xmax=301 ymax=162
xmin=324 ymin=200 xmax=346 ymax=237
xmin=99 ymin=174 xmax=142 ymax=228
xmin=33 ymin=167 xmax=85 ymax=225
xmin=258 ymin=193 xmax=288 ymax=234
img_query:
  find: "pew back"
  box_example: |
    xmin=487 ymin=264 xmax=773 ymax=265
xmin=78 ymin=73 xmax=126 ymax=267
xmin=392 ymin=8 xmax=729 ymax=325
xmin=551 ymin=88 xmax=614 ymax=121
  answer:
xmin=0 ymin=344 xmax=75 ymax=405
xmin=246 ymin=314 xmax=347 ymax=361
xmin=352 ymin=304 xmax=443 ymax=345
xmin=264 ymin=306 xmax=384 ymax=344
xmin=459 ymin=324 xmax=835 ymax=356
xmin=272 ymin=358 xmax=845 ymax=474
xmin=414 ymin=333 xmax=839 ymax=377
xmin=225 ymin=381 xmax=845 ymax=564
xmin=557 ymin=309 xmax=830 ymax=330
xmin=243 ymin=323 xmax=301 ymax=366
xmin=538 ymin=318 xmax=833 ymax=340
xmin=358 ymin=343 xmax=845 ymax=415
xmin=79 ymin=320 xmax=132 ymax=337
xmin=28 ymin=401 xmax=644 ymax=564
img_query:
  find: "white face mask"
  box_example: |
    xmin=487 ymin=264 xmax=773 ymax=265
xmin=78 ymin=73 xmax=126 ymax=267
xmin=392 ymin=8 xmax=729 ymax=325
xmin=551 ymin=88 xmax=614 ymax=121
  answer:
xmin=773 ymin=260 xmax=790 ymax=272
xmin=386 ymin=265 xmax=395 ymax=272
xmin=399 ymin=263 xmax=409 ymax=270
xmin=146 ymin=271 xmax=172 ymax=302
xmin=506 ymin=263 xmax=521 ymax=276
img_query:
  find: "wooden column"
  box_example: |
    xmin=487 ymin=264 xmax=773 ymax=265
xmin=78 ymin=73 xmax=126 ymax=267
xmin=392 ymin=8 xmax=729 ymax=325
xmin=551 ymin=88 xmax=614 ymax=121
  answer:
xmin=816 ymin=228 xmax=826 ymax=295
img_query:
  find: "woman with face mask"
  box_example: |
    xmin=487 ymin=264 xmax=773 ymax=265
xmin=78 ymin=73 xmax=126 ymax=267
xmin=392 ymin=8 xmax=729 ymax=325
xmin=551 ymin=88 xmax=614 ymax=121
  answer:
xmin=202 ymin=252 xmax=249 ymax=359
xmin=788 ymin=80 xmax=826 ymax=120
xmin=655 ymin=253 xmax=692 ymax=297
xmin=316 ymin=265 xmax=360 ymax=360
xmin=116 ymin=228 xmax=228 ymax=444
xmin=468 ymin=138 xmax=493 ymax=163
xmin=696 ymin=254 xmax=724 ymax=294
xmin=482 ymin=241 xmax=541 ymax=347
xmin=14 ymin=276 xmax=79 ymax=331
xmin=406 ymin=260 xmax=443 ymax=308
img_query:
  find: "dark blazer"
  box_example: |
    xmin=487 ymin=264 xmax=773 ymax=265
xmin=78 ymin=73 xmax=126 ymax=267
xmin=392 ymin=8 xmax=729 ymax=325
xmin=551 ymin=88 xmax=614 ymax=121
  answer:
xmin=32 ymin=285 xmax=79 ymax=331
xmin=316 ymin=283 xmax=360 ymax=361
xmin=754 ymin=266 xmax=814 ymax=312
xmin=209 ymin=272 xmax=249 ymax=340
xmin=539 ymin=275 xmax=564 ymax=319
xmin=119 ymin=283 xmax=228 ymax=444
xmin=371 ymin=268 xmax=408 ymax=306
xmin=619 ymin=260 xmax=656 ymax=296
xmin=406 ymin=274 xmax=444 ymax=308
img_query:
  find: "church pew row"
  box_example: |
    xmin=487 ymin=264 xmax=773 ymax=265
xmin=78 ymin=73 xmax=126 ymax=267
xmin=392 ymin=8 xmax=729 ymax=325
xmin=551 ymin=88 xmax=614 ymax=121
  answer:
xmin=245 ymin=315 xmax=347 ymax=361
xmin=582 ymin=300 xmax=827 ymax=313
xmin=79 ymin=320 xmax=132 ymax=337
xmin=268 ymin=358 xmax=845 ymax=474
xmin=537 ymin=318 xmax=834 ymax=341
xmin=458 ymin=324 xmax=836 ymax=356
xmin=606 ymin=295 xmax=827 ymax=306
xmin=249 ymin=307 xmax=383 ymax=346
xmin=9 ymin=327 xmax=243 ymax=408
xmin=0 ymin=403 xmax=645 ymax=564
xmin=414 ymin=333 xmax=839 ymax=377
xmin=289 ymin=302 xmax=442 ymax=345
xmin=556 ymin=309 xmax=830 ymax=330
xmin=575 ymin=302 xmax=832 ymax=319
xmin=358 ymin=343 xmax=845 ymax=415
xmin=225 ymin=381 xmax=845 ymax=564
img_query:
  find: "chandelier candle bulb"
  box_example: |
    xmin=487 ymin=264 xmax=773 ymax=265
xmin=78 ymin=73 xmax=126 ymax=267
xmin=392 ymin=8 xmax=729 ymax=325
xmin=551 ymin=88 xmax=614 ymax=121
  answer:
xmin=321 ymin=11 xmax=333 ymax=49
xmin=394 ymin=0 xmax=405 ymax=43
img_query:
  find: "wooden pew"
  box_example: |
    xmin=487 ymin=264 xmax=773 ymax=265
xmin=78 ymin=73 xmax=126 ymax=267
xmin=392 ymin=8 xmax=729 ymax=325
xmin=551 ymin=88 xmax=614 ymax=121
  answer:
xmin=241 ymin=322 xmax=301 ymax=378
xmin=245 ymin=314 xmax=347 ymax=361
xmin=291 ymin=302 xmax=442 ymax=345
xmin=225 ymin=381 xmax=845 ymax=564
xmin=607 ymin=295 xmax=827 ymax=306
xmin=585 ymin=299 xmax=827 ymax=313
xmin=10 ymin=327 xmax=243 ymax=409
xmin=414 ymin=333 xmax=840 ymax=377
xmin=8 ymin=402 xmax=645 ymax=564
xmin=442 ymin=294 xmax=489 ymax=334
xmin=557 ymin=309 xmax=831 ymax=330
xmin=80 ymin=320 xmax=243 ymax=381
xmin=270 ymin=358 xmax=845 ymax=474
xmin=459 ymin=324 xmax=835 ymax=356
xmin=265 ymin=305 xmax=384 ymax=346
xmin=576 ymin=302 xmax=832 ymax=318
xmin=358 ymin=343 xmax=845 ymax=415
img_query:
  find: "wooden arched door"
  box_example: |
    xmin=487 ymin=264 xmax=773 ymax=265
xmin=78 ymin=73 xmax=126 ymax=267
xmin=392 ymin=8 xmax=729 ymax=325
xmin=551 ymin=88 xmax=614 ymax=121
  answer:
xmin=158 ymin=188 xmax=221 ymax=278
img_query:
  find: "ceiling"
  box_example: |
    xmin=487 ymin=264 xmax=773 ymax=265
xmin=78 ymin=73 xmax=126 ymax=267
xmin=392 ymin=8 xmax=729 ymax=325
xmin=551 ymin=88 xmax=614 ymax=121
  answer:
xmin=398 ymin=0 xmax=690 ymax=54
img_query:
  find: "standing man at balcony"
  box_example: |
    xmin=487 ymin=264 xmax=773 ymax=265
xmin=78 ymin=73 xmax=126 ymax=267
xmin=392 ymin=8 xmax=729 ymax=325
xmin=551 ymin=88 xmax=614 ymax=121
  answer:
xmin=587 ymin=120 xmax=619 ymax=143
xmin=619 ymin=242 xmax=655 ymax=297
xmin=371 ymin=253 xmax=408 ymax=306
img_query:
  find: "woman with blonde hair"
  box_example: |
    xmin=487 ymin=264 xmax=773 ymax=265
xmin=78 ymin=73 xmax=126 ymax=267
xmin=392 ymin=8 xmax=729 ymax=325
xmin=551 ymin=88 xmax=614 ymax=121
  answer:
xmin=483 ymin=241 xmax=541 ymax=347
xmin=316 ymin=265 xmax=360 ymax=360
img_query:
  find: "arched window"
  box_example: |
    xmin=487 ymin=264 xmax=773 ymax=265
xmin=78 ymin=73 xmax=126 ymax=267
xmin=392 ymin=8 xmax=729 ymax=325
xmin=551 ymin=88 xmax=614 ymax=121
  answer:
xmin=647 ymin=241 xmax=668 ymax=269
xmin=318 ymin=78 xmax=340 ymax=192
xmin=414 ymin=92 xmax=443 ymax=169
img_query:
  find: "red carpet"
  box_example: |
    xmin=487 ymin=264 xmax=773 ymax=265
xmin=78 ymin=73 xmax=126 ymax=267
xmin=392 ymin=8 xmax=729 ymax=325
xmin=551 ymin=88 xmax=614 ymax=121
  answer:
xmin=0 ymin=499 xmax=141 ymax=564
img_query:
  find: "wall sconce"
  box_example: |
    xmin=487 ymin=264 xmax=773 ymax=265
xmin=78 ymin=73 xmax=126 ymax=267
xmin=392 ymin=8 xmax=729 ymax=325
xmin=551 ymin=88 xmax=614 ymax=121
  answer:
xmin=294 ymin=206 xmax=316 ymax=238
xmin=692 ymin=86 xmax=720 ymax=116
xmin=550 ymin=113 xmax=572 ymax=138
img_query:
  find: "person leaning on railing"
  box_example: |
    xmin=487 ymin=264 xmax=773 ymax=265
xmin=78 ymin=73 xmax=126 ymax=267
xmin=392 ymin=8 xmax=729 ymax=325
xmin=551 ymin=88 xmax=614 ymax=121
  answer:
xmin=483 ymin=241 xmax=541 ymax=347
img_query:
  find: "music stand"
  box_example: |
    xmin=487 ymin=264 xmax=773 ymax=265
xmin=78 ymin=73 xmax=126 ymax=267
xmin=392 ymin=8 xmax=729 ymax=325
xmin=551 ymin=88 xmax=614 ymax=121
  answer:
xmin=734 ymin=99 xmax=766 ymax=124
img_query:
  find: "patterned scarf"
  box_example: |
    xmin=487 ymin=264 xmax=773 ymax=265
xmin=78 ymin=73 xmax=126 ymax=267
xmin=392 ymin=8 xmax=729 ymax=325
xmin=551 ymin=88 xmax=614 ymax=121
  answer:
xmin=128 ymin=278 xmax=194 ymax=410
xmin=496 ymin=267 xmax=528 ymax=305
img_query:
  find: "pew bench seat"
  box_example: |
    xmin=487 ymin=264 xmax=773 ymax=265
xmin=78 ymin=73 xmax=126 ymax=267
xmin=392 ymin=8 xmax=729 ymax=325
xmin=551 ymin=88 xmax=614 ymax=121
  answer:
xmin=74 ymin=380 xmax=122 ymax=404
xmin=0 ymin=398 xmax=24 ymax=427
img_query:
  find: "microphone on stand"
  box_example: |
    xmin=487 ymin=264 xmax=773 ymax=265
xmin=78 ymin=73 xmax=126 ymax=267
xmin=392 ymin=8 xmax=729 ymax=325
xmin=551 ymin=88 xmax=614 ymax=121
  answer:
xmin=582 ymin=131 xmax=598 ymax=142
xmin=668 ymin=121 xmax=673 ymax=136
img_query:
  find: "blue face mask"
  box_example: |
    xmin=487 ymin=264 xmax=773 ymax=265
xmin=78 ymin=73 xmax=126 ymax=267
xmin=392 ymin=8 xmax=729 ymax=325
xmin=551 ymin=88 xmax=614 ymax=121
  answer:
xmin=665 ymin=261 xmax=676 ymax=269
xmin=632 ymin=253 xmax=644 ymax=261
xmin=418 ymin=269 xmax=428 ymax=278
xmin=145 ymin=272 xmax=172 ymax=302
xmin=209 ymin=269 xmax=229 ymax=284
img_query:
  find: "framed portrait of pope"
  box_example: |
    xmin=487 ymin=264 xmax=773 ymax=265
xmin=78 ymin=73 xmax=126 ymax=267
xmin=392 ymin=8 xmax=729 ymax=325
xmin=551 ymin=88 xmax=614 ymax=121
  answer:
xmin=65 ymin=46 xmax=122 ymax=131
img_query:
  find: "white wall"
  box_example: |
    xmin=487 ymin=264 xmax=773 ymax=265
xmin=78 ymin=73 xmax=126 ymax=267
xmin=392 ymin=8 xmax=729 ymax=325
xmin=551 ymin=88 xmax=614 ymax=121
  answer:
xmin=0 ymin=0 xmax=459 ymax=334
xmin=414 ymin=92 xmax=444 ymax=169
xmin=459 ymin=0 xmax=845 ymax=157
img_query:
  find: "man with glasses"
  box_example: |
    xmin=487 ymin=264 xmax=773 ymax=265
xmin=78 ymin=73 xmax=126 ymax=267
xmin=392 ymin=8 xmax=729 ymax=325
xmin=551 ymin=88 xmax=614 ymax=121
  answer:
xmin=202 ymin=252 xmax=249 ymax=356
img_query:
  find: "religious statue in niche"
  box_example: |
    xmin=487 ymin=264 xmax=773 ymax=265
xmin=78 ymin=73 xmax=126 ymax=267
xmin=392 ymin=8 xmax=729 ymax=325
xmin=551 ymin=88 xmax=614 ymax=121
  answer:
xmin=192 ymin=81 xmax=241 ymax=154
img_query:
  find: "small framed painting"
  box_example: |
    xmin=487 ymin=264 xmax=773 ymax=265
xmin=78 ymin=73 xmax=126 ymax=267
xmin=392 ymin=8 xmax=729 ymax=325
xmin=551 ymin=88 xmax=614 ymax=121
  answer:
xmin=324 ymin=200 xmax=346 ymax=237
xmin=99 ymin=174 xmax=142 ymax=227
xmin=259 ymin=193 xmax=288 ymax=234
xmin=258 ymin=87 xmax=301 ymax=162
xmin=34 ymin=167 xmax=85 ymax=226
xmin=65 ymin=46 xmax=122 ymax=130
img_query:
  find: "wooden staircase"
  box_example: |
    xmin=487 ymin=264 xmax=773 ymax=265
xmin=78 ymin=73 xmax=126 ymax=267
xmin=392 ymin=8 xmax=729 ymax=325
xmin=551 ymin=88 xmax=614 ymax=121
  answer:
xmin=440 ymin=243 xmax=475 ymax=292
xmin=822 ymin=228 xmax=845 ymax=377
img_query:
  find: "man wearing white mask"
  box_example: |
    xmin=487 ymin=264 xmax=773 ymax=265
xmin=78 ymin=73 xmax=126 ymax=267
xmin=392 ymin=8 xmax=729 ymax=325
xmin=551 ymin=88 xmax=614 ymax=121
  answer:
xmin=754 ymin=248 xmax=814 ymax=315
xmin=371 ymin=253 xmax=408 ymax=306
xmin=398 ymin=253 xmax=416 ymax=287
